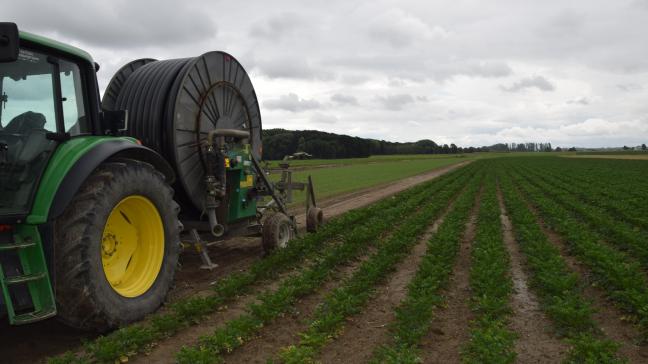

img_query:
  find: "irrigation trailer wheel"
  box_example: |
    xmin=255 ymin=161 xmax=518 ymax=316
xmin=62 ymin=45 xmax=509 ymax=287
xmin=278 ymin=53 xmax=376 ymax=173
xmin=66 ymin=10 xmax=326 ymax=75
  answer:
xmin=262 ymin=213 xmax=294 ymax=253
xmin=53 ymin=159 xmax=180 ymax=330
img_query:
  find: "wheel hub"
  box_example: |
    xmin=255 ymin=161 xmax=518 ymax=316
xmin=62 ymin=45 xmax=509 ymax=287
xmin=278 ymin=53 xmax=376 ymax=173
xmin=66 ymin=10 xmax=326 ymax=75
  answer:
xmin=101 ymin=195 xmax=165 ymax=298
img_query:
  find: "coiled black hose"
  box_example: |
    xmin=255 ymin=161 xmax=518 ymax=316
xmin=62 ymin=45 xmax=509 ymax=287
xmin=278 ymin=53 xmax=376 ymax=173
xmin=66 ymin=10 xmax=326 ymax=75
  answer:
xmin=102 ymin=52 xmax=262 ymax=213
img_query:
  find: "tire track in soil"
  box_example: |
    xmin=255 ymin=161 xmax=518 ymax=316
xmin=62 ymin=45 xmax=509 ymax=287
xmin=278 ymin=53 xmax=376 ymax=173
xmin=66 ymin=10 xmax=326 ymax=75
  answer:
xmin=3 ymin=162 xmax=468 ymax=364
xmin=314 ymin=204 xmax=451 ymax=364
xmin=496 ymin=187 xmax=568 ymax=363
xmin=418 ymin=188 xmax=481 ymax=364
xmin=522 ymin=199 xmax=648 ymax=363
xmin=222 ymin=247 xmax=378 ymax=364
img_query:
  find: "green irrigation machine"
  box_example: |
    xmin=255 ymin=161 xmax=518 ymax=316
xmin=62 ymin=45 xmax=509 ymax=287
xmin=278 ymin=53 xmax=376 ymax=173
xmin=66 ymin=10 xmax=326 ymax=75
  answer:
xmin=0 ymin=23 xmax=323 ymax=330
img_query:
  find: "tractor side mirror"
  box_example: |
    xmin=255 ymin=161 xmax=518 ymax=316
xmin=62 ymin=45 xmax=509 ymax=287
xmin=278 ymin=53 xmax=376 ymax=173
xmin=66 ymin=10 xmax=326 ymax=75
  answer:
xmin=100 ymin=109 xmax=128 ymax=135
xmin=0 ymin=23 xmax=19 ymax=63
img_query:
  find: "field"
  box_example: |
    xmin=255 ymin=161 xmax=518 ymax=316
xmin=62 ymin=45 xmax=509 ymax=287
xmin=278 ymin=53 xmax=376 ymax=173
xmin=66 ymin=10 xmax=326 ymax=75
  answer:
xmin=269 ymin=155 xmax=470 ymax=205
xmin=12 ymin=154 xmax=648 ymax=363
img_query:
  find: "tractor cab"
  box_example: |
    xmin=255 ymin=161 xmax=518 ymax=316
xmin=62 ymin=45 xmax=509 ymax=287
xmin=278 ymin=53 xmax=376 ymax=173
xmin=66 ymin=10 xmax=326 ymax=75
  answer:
xmin=0 ymin=23 xmax=93 ymax=221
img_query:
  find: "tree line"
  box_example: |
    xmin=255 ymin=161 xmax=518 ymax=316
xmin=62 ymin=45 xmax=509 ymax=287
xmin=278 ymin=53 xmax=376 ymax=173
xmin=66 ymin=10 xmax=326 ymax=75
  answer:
xmin=261 ymin=129 xmax=556 ymax=160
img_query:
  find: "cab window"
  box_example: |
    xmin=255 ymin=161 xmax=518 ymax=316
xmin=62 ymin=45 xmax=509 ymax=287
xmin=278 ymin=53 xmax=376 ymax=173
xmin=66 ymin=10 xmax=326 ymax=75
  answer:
xmin=60 ymin=59 xmax=87 ymax=135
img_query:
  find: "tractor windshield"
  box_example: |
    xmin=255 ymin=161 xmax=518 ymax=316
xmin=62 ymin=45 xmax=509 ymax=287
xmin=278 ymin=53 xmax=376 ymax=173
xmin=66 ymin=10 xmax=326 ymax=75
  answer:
xmin=0 ymin=47 xmax=87 ymax=218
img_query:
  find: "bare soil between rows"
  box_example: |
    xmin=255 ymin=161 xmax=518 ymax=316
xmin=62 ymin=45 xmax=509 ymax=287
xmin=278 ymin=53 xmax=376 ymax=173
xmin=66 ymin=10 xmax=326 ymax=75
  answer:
xmin=496 ymin=187 xmax=568 ymax=363
xmin=523 ymin=198 xmax=648 ymax=363
xmin=0 ymin=162 xmax=467 ymax=364
xmin=315 ymin=196 xmax=452 ymax=364
xmin=418 ymin=187 xmax=481 ymax=363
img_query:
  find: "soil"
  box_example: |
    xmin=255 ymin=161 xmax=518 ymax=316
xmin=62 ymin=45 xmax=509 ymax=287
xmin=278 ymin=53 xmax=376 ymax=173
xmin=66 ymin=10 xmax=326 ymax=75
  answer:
xmin=496 ymin=187 xmax=568 ymax=363
xmin=523 ymin=200 xmax=648 ymax=363
xmin=222 ymin=248 xmax=377 ymax=364
xmin=418 ymin=188 xmax=481 ymax=363
xmin=2 ymin=162 xmax=467 ymax=364
xmin=132 ymin=268 xmax=295 ymax=364
xmin=315 ymin=202 xmax=450 ymax=364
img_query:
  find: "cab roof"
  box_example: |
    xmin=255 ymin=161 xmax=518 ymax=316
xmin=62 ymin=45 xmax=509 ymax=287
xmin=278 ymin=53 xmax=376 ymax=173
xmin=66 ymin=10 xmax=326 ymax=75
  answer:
xmin=19 ymin=31 xmax=94 ymax=64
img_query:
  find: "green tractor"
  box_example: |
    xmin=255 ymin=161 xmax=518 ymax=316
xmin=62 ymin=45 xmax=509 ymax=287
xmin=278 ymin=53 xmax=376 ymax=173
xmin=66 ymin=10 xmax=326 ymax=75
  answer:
xmin=0 ymin=23 xmax=322 ymax=330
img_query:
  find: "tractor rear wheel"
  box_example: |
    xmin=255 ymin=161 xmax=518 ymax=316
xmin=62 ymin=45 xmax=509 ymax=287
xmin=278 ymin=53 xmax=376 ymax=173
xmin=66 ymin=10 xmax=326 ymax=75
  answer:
xmin=53 ymin=159 xmax=180 ymax=331
xmin=262 ymin=213 xmax=294 ymax=254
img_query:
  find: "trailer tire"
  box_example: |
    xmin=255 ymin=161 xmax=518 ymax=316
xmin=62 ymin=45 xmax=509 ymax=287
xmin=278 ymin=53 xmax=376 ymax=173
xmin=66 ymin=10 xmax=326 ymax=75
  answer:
xmin=262 ymin=213 xmax=293 ymax=254
xmin=53 ymin=159 xmax=181 ymax=331
xmin=306 ymin=207 xmax=324 ymax=233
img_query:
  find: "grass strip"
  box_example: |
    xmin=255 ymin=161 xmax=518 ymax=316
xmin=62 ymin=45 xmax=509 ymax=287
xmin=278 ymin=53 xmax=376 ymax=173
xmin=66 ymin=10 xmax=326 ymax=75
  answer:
xmin=506 ymin=165 xmax=648 ymax=340
xmin=174 ymin=167 xmax=475 ymax=364
xmin=278 ymin=168 xmax=483 ymax=364
xmin=499 ymin=166 xmax=623 ymax=363
xmin=49 ymin=165 xmax=473 ymax=364
xmin=368 ymin=168 xmax=483 ymax=364
xmin=461 ymin=170 xmax=516 ymax=363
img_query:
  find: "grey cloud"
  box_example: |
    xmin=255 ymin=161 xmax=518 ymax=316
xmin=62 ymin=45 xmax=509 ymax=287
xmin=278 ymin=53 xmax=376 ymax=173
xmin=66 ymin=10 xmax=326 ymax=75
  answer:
xmin=249 ymin=12 xmax=302 ymax=40
xmin=311 ymin=113 xmax=338 ymax=124
xmin=264 ymin=93 xmax=321 ymax=112
xmin=6 ymin=0 xmax=216 ymax=48
xmin=617 ymin=83 xmax=643 ymax=92
xmin=501 ymin=76 xmax=555 ymax=92
xmin=375 ymin=94 xmax=415 ymax=111
xmin=331 ymin=94 xmax=358 ymax=106
xmin=567 ymin=97 xmax=590 ymax=105
xmin=367 ymin=8 xmax=448 ymax=48
xmin=331 ymin=55 xmax=512 ymax=82
xmin=252 ymin=57 xmax=334 ymax=80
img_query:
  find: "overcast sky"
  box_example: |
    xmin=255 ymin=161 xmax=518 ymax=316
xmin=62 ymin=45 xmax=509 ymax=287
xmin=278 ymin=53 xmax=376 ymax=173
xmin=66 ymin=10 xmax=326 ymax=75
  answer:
xmin=7 ymin=0 xmax=648 ymax=147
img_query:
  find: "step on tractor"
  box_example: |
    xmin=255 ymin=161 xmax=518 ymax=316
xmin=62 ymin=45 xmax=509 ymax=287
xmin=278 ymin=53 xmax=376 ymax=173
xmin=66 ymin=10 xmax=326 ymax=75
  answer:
xmin=0 ymin=23 xmax=323 ymax=330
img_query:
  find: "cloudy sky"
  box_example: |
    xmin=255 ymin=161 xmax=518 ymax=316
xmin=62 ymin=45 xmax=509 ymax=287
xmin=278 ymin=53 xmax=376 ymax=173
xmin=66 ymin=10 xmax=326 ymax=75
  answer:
xmin=7 ymin=0 xmax=648 ymax=147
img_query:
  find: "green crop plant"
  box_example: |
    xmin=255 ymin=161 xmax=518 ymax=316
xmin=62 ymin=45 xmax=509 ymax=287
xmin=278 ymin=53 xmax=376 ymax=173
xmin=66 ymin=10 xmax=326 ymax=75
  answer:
xmin=505 ymin=165 xmax=648 ymax=340
xmin=278 ymin=169 xmax=484 ymax=364
xmin=369 ymin=168 xmax=484 ymax=364
xmin=175 ymin=166 xmax=477 ymax=364
xmin=461 ymin=170 xmax=516 ymax=364
xmin=50 ymin=166 xmax=474 ymax=364
xmin=499 ymin=165 xmax=623 ymax=362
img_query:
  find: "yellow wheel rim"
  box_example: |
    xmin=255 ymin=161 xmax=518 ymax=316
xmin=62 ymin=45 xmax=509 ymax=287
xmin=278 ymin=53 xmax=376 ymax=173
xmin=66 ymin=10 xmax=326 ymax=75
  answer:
xmin=101 ymin=195 xmax=165 ymax=298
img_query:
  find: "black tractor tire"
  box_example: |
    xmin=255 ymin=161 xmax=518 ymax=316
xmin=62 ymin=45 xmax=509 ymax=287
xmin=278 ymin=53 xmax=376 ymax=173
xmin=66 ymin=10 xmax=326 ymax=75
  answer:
xmin=53 ymin=159 xmax=181 ymax=331
xmin=306 ymin=207 xmax=324 ymax=233
xmin=262 ymin=213 xmax=294 ymax=254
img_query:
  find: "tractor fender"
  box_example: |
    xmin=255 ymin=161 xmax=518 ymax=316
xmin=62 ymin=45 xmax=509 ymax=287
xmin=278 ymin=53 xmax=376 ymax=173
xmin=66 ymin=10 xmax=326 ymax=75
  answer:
xmin=47 ymin=140 xmax=175 ymax=221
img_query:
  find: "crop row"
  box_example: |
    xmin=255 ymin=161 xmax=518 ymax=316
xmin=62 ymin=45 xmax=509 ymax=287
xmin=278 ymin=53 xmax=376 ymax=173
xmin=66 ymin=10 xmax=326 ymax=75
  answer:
xmin=515 ymin=161 xmax=648 ymax=233
xmin=462 ymin=170 xmax=516 ymax=363
xmin=524 ymin=165 xmax=648 ymax=232
xmin=277 ymin=169 xmax=481 ymax=363
xmin=505 ymin=164 xmax=648 ymax=339
xmin=50 ymin=165 xmax=474 ymax=364
xmin=498 ymin=164 xmax=623 ymax=362
xmin=176 ymin=164 xmax=477 ymax=363
xmin=521 ymin=157 xmax=648 ymax=207
xmin=514 ymin=164 xmax=648 ymax=271
xmin=369 ymin=167 xmax=484 ymax=363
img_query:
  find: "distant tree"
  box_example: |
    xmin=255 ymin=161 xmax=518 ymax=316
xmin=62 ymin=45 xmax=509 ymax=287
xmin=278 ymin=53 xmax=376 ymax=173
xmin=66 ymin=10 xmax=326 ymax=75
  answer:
xmin=642 ymin=143 xmax=647 ymax=151
xmin=450 ymin=143 xmax=458 ymax=154
xmin=297 ymin=136 xmax=307 ymax=152
xmin=568 ymin=147 xmax=577 ymax=152
xmin=623 ymin=145 xmax=630 ymax=150
xmin=555 ymin=147 xmax=563 ymax=152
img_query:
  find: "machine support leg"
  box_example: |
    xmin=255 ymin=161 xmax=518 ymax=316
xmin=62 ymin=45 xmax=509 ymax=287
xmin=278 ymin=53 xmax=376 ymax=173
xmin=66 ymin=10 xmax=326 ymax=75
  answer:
xmin=190 ymin=229 xmax=218 ymax=270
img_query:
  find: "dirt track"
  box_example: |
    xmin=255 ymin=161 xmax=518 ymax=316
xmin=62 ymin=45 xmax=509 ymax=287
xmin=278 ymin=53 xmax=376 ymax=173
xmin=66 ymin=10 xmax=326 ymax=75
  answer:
xmin=0 ymin=161 xmax=467 ymax=364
